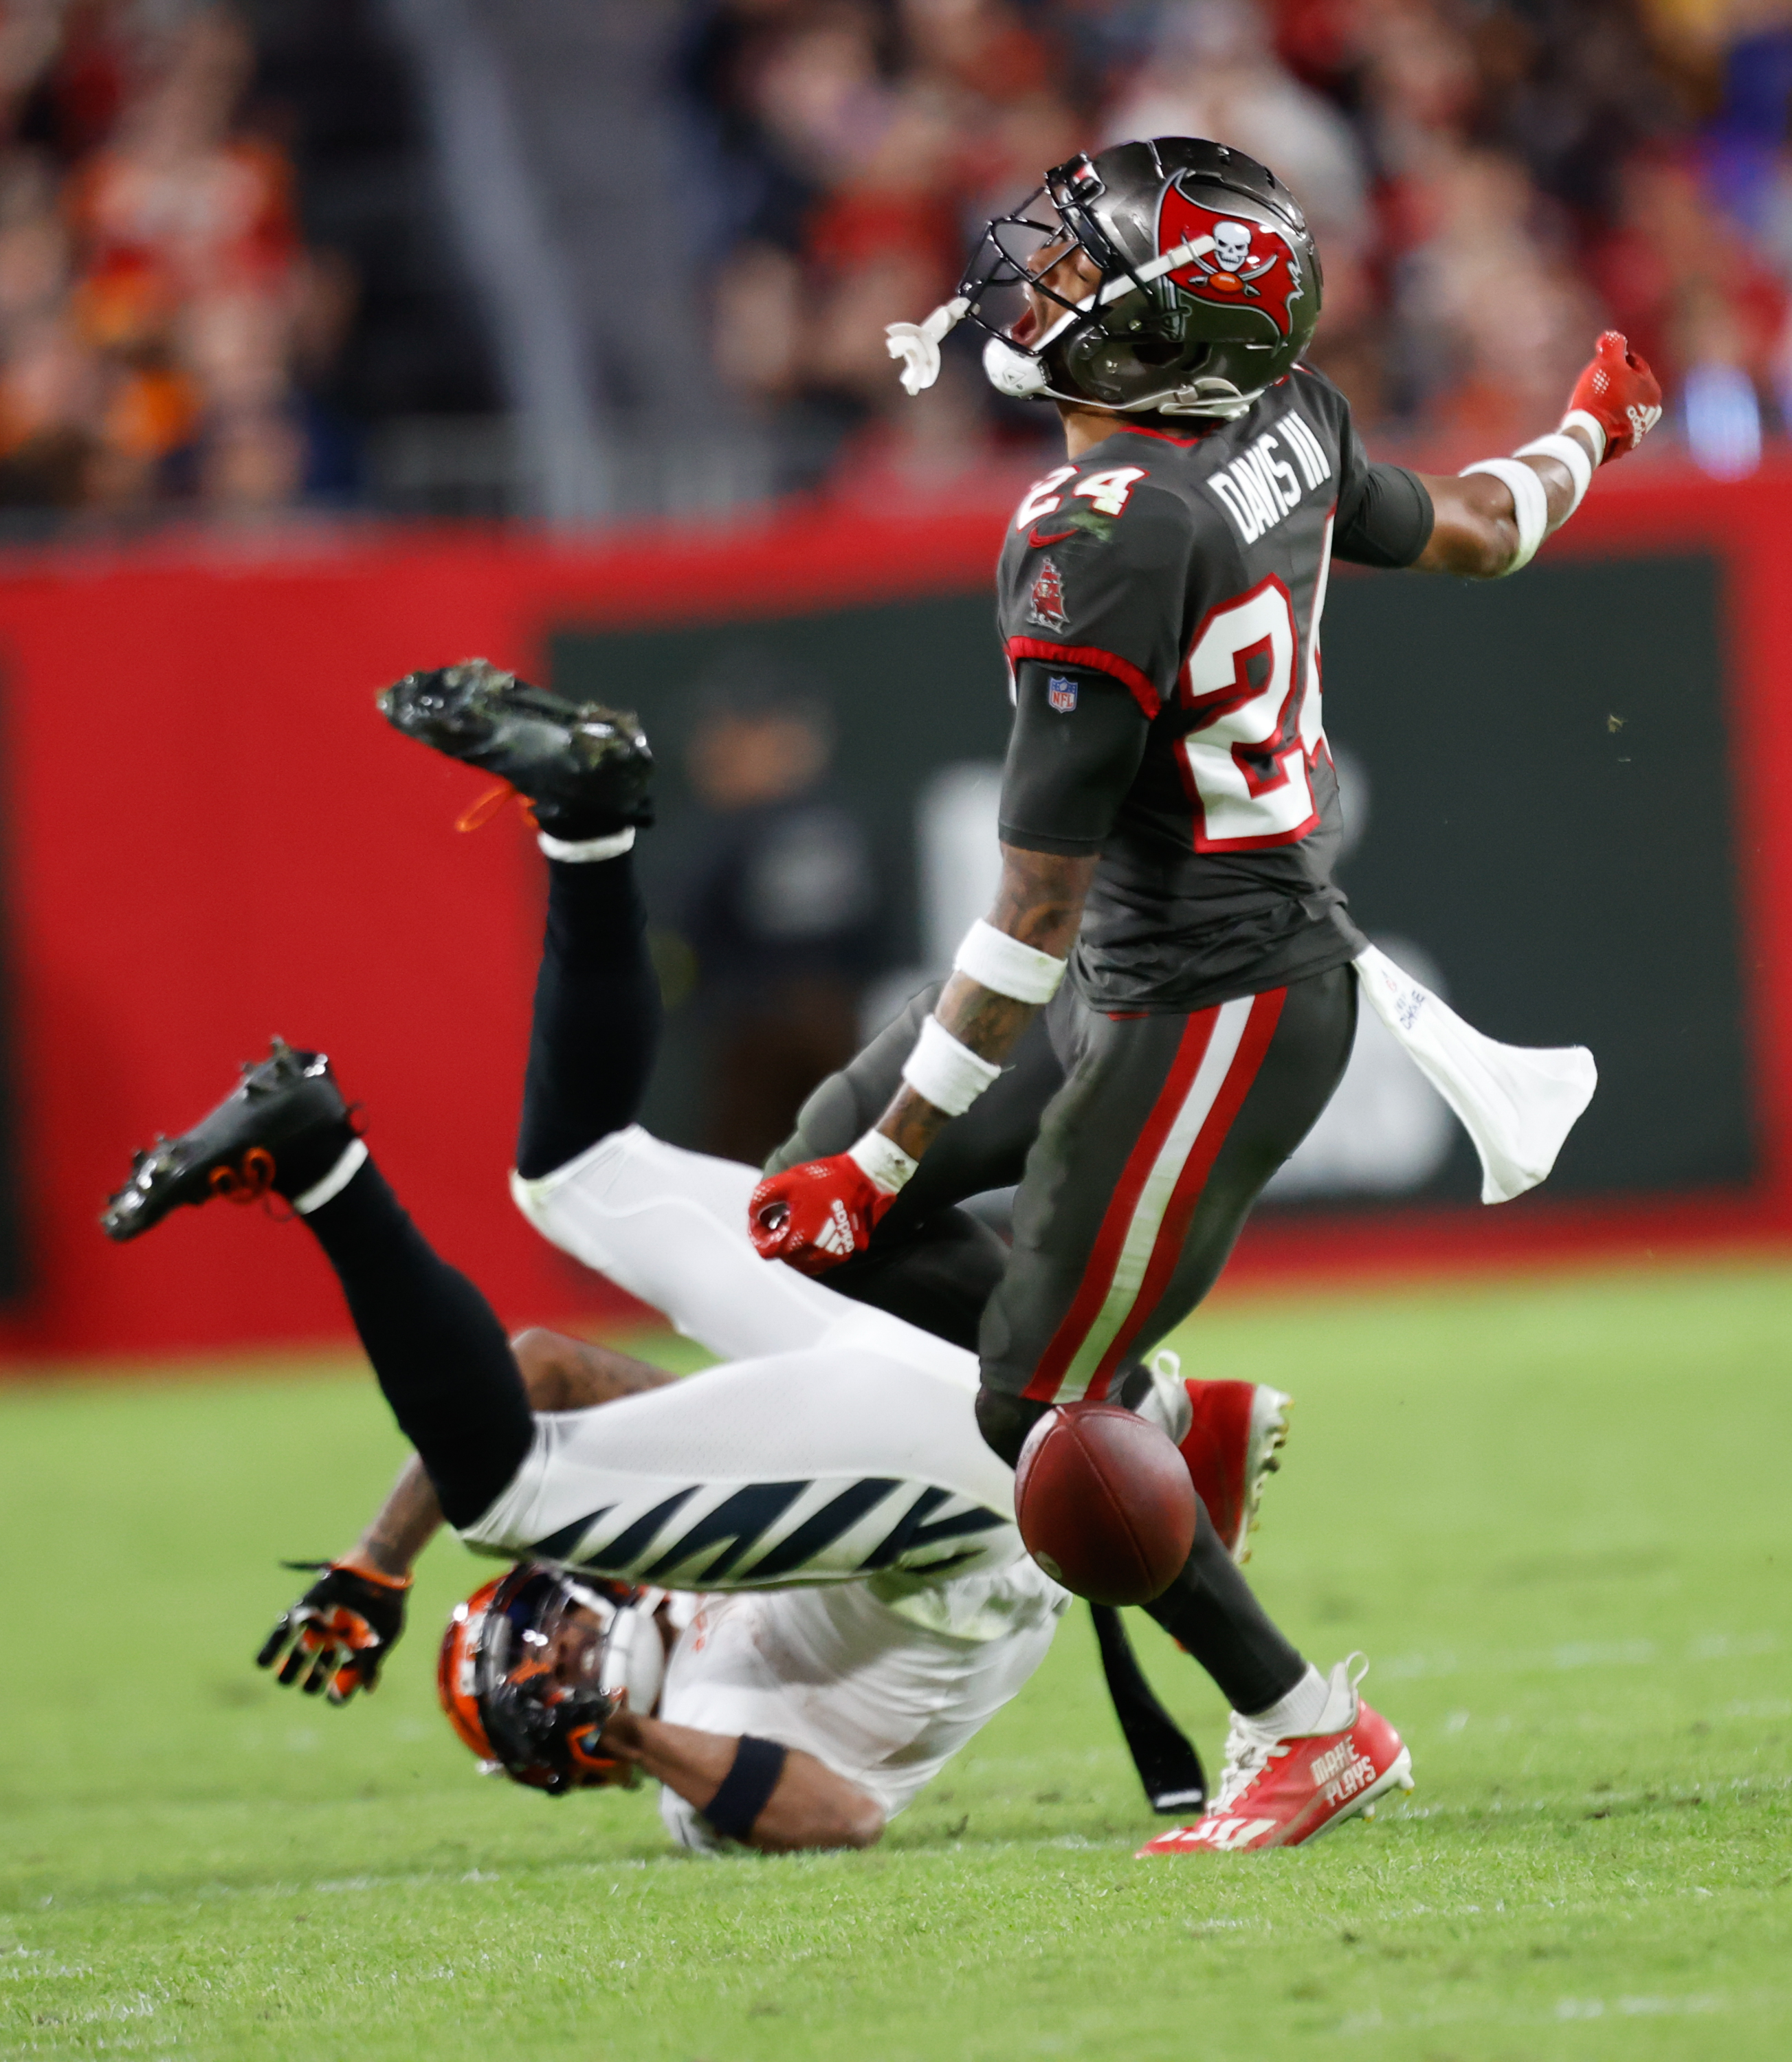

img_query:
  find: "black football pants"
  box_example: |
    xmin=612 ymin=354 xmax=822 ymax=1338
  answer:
xmin=771 ymin=966 xmax=1357 ymax=1415
xmin=771 ymin=964 xmax=1358 ymax=1713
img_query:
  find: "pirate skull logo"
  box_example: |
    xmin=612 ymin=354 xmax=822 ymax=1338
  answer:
xmin=1155 ymin=181 xmax=1305 ymax=334
xmin=1212 ymin=221 xmax=1254 ymax=272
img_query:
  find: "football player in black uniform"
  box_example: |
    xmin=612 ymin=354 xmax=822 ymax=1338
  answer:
xmin=746 ymin=137 xmax=1662 ymax=1848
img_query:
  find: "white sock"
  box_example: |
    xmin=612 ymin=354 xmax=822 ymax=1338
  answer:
xmin=537 ymin=827 xmax=635 ymax=863
xmin=291 ymin=1139 xmax=369 ymax=1215
xmin=1243 ymin=1663 xmax=1329 ymax=1738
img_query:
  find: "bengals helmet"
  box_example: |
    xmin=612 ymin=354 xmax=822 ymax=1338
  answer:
xmin=436 ymin=1562 xmax=667 ymax=1797
xmin=887 ymin=137 xmax=1320 ymax=421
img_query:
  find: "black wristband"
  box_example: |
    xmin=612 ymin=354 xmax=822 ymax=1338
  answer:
xmin=700 ymin=1735 xmax=788 ymax=1841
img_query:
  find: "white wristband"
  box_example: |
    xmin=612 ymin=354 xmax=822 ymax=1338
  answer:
xmin=900 ymin=1015 xmax=1002 ymax=1116
xmin=538 ymin=826 xmax=636 ymax=863
xmin=1460 ymin=456 xmax=1549 ymax=574
xmin=1515 ymin=430 xmax=1592 ymax=514
xmin=1561 ymin=407 xmax=1607 ymax=467
xmin=848 ymin=1129 xmax=918 ymax=1196
xmin=952 ymin=918 xmax=1067 ymax=1006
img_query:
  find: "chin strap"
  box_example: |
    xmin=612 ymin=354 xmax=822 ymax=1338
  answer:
xmin=1160 ymin=377 xmax=1253 ymax=421
xmin=885 ymin=296 xmax=969 ymax=395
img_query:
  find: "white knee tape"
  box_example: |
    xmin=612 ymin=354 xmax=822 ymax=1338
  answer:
xmin=952 ymin=918 xmax=1066 ymax=1006
xmin=900 ymin=1015 xmax=1002 ymax=1116
xmin=1460 ymin=456 xmax=1549 ymax=573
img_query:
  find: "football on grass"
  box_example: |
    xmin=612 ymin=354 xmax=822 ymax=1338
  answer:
xmin=1013 ymin=1401 xmax=1197 ymax=1604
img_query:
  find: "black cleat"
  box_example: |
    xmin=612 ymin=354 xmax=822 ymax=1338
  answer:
xmin=377 ymin=660 xmax=653 ymax=839
xmin=101 ymin=1039 xmax=351 ymax=1243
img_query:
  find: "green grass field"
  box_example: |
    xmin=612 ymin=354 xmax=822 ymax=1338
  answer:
xmin=2 ymin=1263 xmax=1789 ymax=2061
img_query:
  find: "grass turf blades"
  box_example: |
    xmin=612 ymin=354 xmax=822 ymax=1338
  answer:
xmin=1 ymin=1265 xmax=1789 ymax=2060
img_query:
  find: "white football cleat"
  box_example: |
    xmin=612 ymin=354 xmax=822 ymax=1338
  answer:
xmin=1136 ymin=1656 xmax=1413 ymax=1856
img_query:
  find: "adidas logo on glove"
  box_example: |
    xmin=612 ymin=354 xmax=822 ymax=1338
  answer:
xmin=815 ymin=1200 xmax=858 ymax=1258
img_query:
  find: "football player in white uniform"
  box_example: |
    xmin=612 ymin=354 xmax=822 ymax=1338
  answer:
xmin=104 ymin=1023 xmax=1073 ymax=1850
xmin=100 ymin=672 xmax=1411 ymax=1853
xmin=280 ymin=1239 xmax=1073 ymax=1854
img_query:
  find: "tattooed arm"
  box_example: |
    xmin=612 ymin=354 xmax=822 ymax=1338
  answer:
xmin=871 ymin=843 xmax=1096 ymax=1161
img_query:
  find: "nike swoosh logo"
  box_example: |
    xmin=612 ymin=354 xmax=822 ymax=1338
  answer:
xmin=1028 ymin=528 xmax=1075 ymax=547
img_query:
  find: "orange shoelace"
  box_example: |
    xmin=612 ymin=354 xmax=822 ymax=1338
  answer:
xmin=456 ymin=783 xmax=537 ymax=833
xmin=210 ymin=1146 xmax=276 ymax=1204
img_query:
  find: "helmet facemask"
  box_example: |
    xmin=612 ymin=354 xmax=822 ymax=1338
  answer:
xmin=437 ymin=1562 xmax=667 ymax=1797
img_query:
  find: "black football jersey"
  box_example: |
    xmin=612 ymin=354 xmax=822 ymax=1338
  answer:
xmin=995 ymin=364 xmax=1427 ymax=1012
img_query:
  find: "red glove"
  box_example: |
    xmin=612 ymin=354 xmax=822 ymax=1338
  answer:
xmin=1566 ymin=331 xmax=1662 ymax=464
xmin=749 ymin=1153 xmax=898 ymax=1275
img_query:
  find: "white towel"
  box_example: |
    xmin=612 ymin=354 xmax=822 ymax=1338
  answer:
xmin=1351 ymin=946 xmax=1597 ymax=1204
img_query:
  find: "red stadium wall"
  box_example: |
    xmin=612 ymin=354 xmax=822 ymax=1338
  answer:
xmin=0 ymin=462 xmax=1788 ymax=1364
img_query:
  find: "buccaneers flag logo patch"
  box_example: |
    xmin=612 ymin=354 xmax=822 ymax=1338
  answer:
xmin=1028 ymin=556 xmax=1068 ymax=632
xmin=1155 ymin=180 xmax=1303 ymax=337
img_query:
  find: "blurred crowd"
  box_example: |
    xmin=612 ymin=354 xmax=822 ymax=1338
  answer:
xmin=8 ymin=0 xmax=1792 ymax=524
xmin=0 ymin=1 xmax=357 ymax=520
xmin=681 ymin=0 xmax=1792 ymax=483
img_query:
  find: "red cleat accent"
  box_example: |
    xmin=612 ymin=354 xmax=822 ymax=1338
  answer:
xmin=1175 ymin=1369 xmax=1290 ymax=1562
xmin=1136 ymin=1657 xmax=1413 ymax=1856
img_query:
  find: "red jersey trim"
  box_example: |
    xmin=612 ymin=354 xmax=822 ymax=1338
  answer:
xmin=1109 ymin=423 xmax=1210 ymax=447
xmin=1005 ymin=636 xmax=1162 ymax=719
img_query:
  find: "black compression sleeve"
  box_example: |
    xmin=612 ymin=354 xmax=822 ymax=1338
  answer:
xmin=515 ymin=852 xmax=661 ymax=1179
xmin=1334 ymin=461 xmax=1435 ymax=568
xmin=997 ymin=663 xmax=1149 ymax=857
xmin=298 ymin=1156 xmax=534 ymax=1527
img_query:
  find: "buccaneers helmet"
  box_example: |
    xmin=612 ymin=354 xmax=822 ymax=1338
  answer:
xmin=887 ymin=137 xmax=1320 ymax=420
xmin=436 ymin=1562 xmax=667 ymax=1797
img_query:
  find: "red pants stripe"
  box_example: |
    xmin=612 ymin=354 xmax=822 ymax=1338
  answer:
xmin=1021 ymin=988 xmax=1284 ymax=1405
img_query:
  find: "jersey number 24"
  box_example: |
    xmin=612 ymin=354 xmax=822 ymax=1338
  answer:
xmin=1177 ymin=521 xmax=1332 ymax=851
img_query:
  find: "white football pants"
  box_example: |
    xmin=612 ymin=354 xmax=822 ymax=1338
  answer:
xmin=458 ymin=1129 xmax=1018 ymax=1588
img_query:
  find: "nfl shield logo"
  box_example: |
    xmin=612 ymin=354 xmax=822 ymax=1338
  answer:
xmin=1047 ymin=676 xmax=1078 ymax=713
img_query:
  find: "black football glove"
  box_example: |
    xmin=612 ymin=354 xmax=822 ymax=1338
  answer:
xmin=256 ymin=1560 xmax=410 ymax=1705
